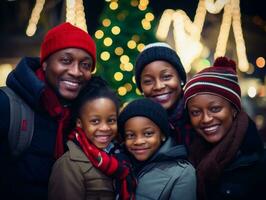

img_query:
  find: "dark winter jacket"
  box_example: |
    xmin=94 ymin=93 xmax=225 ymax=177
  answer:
xmin=0 ymin=57 xmax=58 ymax=200
xmin=132 ymin=137 xmax=196 ymax=200
xmin=206 ymin=118 xmax=266 ymax=200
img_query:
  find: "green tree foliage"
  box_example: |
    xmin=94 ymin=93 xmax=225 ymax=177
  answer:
xmin=94 ymin=0 xmax=157 ymax=103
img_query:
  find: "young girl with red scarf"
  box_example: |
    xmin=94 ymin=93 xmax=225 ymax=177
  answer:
xmin=48 ymin=76 xmax=136 ymax=200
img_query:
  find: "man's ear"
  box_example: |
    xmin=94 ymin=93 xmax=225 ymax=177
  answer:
xmin=42 ymin=62 xmax=47 ymax=71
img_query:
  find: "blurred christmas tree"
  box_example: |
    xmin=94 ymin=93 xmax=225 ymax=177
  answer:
xmin=94 ymin=0 xmax=157 ymax=103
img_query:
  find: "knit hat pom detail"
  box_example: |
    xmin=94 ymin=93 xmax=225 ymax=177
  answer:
xmin=213 ymin=57 xmax=236 ymax=72
xmin=183 ymin=56 xmax=241 ymax=111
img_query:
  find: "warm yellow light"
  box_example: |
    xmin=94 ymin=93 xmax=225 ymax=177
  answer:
xmin=127 ymin=40 xmax=137 ymax=49
xmin=26 ymin=0 xmax=45 ymax=37
xmin=103 ymin=37 xmax=113 ymax=46
xmin=156 ymin=0 xmax=249 ymax=73
xmin=144 ymin=24 xmax=151 ymax=30
xmin=201 ymin=46 xmax=210 ymax=58
xmin=138 ymin=5 xmax=147 ymax=11
xmin=100 ymin=51 xmax=110 ymax=61
xmin=138 ymin=0 xmax=149 ymax=11
xmin=111 ymin=26 xmax=121 ymax=35
xmin=247 ymin=86 xmax=257 ymax=98
xmin=256 ymin=57 xmax=265 ymax=68
xmin=120 ymin=55 xmax=130 ymax=64
xmin=205 ymin=0 xmax=229 ymax=14
xmin=26 ymin=24 xmax=37 ymax=37
xmin=92 ymin=65 xmax=97 ymax=74
xmin=66 ymin=0 xmax=75 ymax=24
xmin=238 ymin=63 xmax=249 ymax=72
xmin=156 ymin=9 xmax=175 ymax=40
xmin=145 ymin=12 xmax=154 ymax=21
xmin=132 ymin=76 xmax=136 ymax=84
xmin=141 ymin=19 xmax=151 ymax=30
xmin=0 ymin=64 xmax=13 ymax=86
xmin=102 ymin=18 xmax=111 ymax=27
xmin=124 ymin=83 xmax=133 ymax=92
xmin=114 ymin=72 xmax=123 ymax=81
xmin=137 ymin=43 xmax=145 ymax=52
xmin=124 ymin=63 xmax=134 ymax=71
xmin=118 ymin=87 xmax=127 ymax=96
xmin=110 ymin=2 xmax=118 ymax=10
xmin=135 ymin=88 xmax=142 ymax=95
xmin=74 ymin=0 xmax=87 ymax=32
xmin=95 ymin=30 xmax=104 ymax=39
xmin=115 ymin=47 xmax=124 ymax=56
xmin=139 ymin=0 xmax=149 ymax=7
xmin=120 ymin=63 xmax=125 ymax=71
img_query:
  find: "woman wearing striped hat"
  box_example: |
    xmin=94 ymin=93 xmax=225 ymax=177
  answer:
xmin=183 ymin=57 xmax=266 ymax=200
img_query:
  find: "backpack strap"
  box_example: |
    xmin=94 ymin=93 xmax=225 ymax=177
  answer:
xmin=0 ymin=87 xmax=34 ymax=156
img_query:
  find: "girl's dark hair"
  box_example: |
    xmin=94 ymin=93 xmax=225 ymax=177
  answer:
xmin=69 ymin=76 xmax=120 ymax=130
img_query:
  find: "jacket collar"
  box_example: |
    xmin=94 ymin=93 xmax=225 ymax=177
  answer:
xmin=7 ymin=57 xmax=45 ymax=109
xmin=67 ymin=140 xmax=90 ymax=162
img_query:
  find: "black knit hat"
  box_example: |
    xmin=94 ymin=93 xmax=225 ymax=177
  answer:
xmin=135 ymin=42 xmax=186 ymax=92
xmin=118 ymin=98 xmax=170 ymax=139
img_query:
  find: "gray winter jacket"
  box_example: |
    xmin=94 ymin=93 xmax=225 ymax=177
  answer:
xmin=134 ymin=137 xmax=196 ymax=200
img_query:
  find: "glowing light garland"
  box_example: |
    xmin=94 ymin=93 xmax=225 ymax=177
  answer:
xmin=26 ymin=0 xmax=45 ymax=36
xmin=26 ymin=0 xmax=87 ymax=36
xmin=157 ymin=0 xmax=249 ymax=72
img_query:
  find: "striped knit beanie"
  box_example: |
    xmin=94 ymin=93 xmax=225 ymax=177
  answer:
xmin=135 ymin=42 xmax=186 ymax=92
xmin=184 ymin=57 xmax=241 ymax=111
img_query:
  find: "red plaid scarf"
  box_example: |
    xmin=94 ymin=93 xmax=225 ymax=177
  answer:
xmin=36 ymin=68 xmax=70 ymax=159
xmin=69 ymin=127 xmax=136 ymax=200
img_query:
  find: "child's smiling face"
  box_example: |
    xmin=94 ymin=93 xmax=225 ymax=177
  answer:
xmin=124 ymin=116 xmax=165 ymax=161
xmin=76 ymin=98 xmax=118 ymax=149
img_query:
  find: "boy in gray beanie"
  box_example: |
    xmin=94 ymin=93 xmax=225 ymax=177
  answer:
xmin=118 ymin=98 xmax=196 ymax=200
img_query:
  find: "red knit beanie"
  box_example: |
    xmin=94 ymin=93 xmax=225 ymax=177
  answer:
xmin=184 ymin=57 xmax=241 ymax=111
xmin=40 ymin=22 xmax=96 ymax=71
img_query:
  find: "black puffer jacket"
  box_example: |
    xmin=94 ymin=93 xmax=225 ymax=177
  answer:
xmin=206 ymin=118 xmax=266 ymax=200
xmin=0 ymin=57 xmax=58 ymax=200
